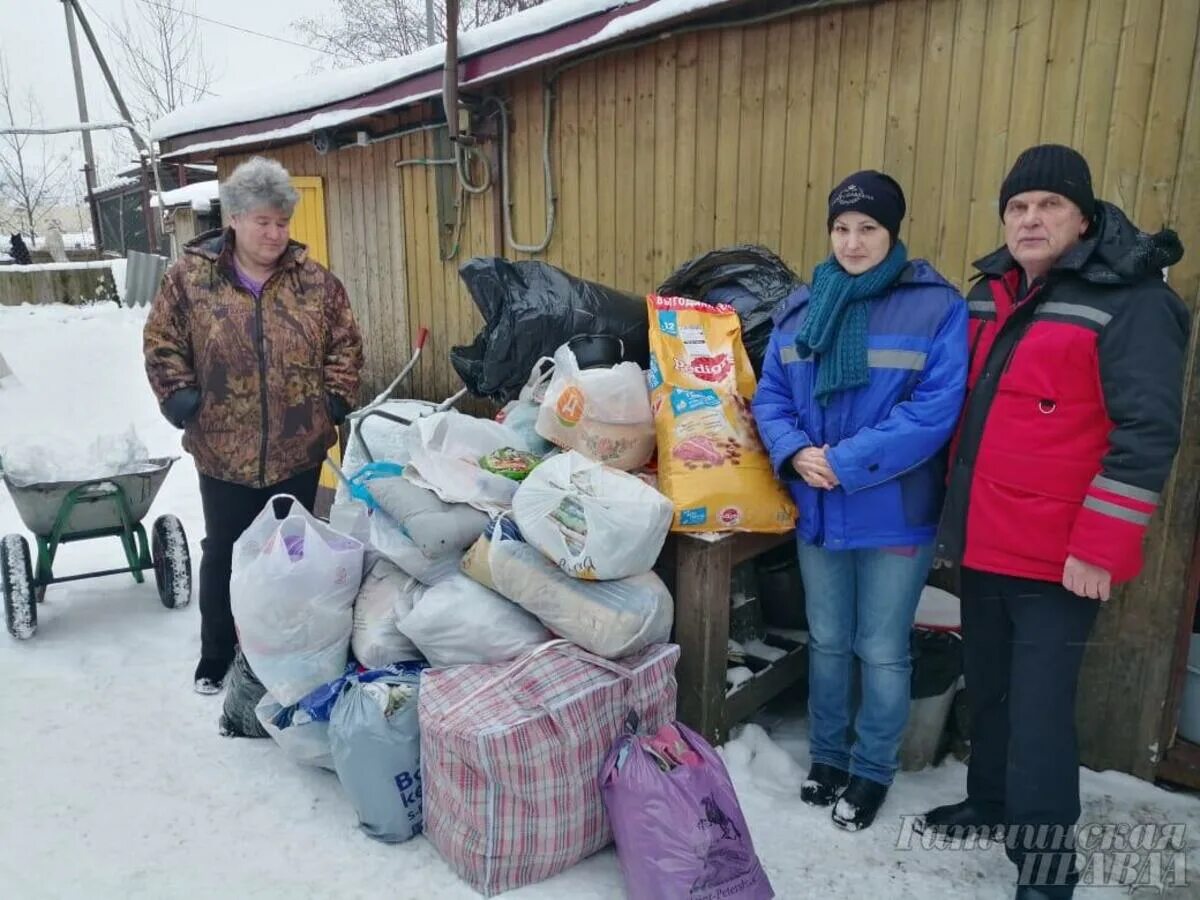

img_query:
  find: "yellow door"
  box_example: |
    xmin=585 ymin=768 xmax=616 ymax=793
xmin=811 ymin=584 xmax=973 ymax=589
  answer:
xmin=289 ymin=176 xmax=329 ymax=266
xmin=287 ymin=176 xmax=341 ymax=506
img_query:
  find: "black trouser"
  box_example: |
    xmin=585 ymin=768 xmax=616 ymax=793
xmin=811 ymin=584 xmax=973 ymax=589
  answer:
xmin=197 ymin=468 xmax=321 ymax=665
xmin=960 ymin=568 xmax=1100 ymax=896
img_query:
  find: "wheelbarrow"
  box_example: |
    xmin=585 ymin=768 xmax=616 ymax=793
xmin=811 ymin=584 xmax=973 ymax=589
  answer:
xmin=1 ymin=457 xmax=192 ymax=640
xmin=325 ymin=325 xmax=468 ymax=501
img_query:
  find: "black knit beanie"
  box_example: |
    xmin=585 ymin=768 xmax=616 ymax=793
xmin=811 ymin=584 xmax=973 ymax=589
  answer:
xmin=826 ymin=170 xmax=907 ymax=237
xmin=999 ymin=144 xmax=1095 ymax=220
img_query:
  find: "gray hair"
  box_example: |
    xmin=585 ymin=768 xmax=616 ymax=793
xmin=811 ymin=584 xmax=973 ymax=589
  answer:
xmin=220 ymin=156 xmax=299 ymax=218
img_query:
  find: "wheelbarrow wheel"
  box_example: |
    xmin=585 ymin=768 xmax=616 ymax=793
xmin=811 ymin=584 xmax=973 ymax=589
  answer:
xmin=2 ymin=533 xmax=37 ymax=640
xmin=152 ymin=515 xmax=192 ymax=610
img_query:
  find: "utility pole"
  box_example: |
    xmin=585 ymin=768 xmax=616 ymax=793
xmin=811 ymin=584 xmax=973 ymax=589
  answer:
xmin=61 ymin=0 xmax=103 ymax=253
xmin=64 ymin=0 xmax=158 ymax=252
xmin=425 ymin=0 xmax=437 ymax=46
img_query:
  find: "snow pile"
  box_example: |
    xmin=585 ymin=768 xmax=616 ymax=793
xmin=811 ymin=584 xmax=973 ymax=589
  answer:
xmin=0 ymin=349 xmax=15 ymax=389
xmin=109 ymin=258 xmax=128 ymax=303
xmin=1 ymin=424 xmax=151 ymax=484
xmin=0 ymin=304 xmax=172 ymax=485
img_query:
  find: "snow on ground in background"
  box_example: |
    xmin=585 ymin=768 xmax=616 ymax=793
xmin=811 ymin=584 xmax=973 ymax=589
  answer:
xmin=2 ymin=304 xmax=1199 ymax=898
xmin=110 ymin=258 xmax=128 ymax=302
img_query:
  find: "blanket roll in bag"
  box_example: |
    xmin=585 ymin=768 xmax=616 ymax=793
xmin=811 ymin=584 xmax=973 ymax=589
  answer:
xmin=420 ymin=640 xmax=681 ymax=896
xmin=350 ymin=555 xmax=425 ymax=668
xmin=462 ymin=522 xmax=674 ymax=659
xmin=396 ymin=573 xmax=550 ymax=667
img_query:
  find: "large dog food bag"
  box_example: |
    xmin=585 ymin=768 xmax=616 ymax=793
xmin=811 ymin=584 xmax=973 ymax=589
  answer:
xmin=647 ymin=295 xmax=796 ymax=533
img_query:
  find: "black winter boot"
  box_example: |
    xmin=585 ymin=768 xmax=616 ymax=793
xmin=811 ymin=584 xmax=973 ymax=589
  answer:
xmin=800 ymin=763 xmax=849 ymax=807
xmin=831 ymin=776 xmax=888 ymax=832
xmin=917 ymin=799 xmax=1005 ymax=838
xmin=194 ymin=656 xmax=231 ymax=695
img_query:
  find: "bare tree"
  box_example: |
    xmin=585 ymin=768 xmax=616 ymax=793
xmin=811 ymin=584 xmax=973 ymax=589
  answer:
xmin=294 ymin=0 xmax=547 ymax=68
xmin=107 ymin=0 xmax=216 ymax=153
xmin=0 ymin=53 xmax=73 ymax=242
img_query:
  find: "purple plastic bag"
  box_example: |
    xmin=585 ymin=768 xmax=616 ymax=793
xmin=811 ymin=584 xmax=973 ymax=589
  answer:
xmin=600 ymin=721 xmax=774 ymax=900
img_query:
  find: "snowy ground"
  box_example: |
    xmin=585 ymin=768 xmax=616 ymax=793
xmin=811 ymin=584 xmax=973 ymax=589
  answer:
xmin=1 ymin=303 xmax=1198 ymax=899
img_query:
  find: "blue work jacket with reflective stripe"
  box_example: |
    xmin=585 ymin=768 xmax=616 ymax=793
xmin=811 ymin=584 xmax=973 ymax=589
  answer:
xmin=751 ymin=260 xmax=969 ymax=549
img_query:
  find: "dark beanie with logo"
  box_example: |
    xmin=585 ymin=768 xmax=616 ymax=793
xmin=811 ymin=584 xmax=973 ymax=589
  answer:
xmin=999 ymin=144 xmax=1096 ymax=220
xmin=826 ymin=170 xmax=907 ymax=237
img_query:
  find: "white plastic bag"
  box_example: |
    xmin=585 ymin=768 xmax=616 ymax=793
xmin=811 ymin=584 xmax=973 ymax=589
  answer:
xmin=351 ymin=556 xmax=426 ymax=668
xmin=330 ymin=498 xmax=461 ymax=586
xmin=395 ymin=573 xmax=550 ymax=667
xmin=231 ymin=495 xmax=364 ymax=706
xmin=255 ymin=693 xmax=335 ymax=770
xmin=403 ymin=410 xmax=530 ymax=514
xmin=535 ymin=343 xmax=655 ymax=471
xmin=512 ymin=451 xmax=673 ymax=580
xmin=485 ymin=522 xmax=674 ymax=659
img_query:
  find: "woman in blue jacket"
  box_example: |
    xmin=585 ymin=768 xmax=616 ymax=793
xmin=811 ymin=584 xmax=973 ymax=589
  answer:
xmin=752 ymin=171 xmax=968 ymax=831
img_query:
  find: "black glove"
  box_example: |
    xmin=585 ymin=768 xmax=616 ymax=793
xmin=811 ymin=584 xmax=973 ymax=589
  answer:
xmin=161 ymin=388 xmax=201 ymax=429
xmin=326 ymin=392 xmax=352 ymax=427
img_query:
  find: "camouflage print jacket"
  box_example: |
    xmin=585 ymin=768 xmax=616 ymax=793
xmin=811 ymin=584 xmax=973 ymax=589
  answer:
xmin=144 ymin=228 xmax=363 ymax=488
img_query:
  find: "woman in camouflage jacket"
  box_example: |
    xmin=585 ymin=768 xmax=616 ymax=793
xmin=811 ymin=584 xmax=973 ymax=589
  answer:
xmin=144 ymin=156 xmax=363 ymax=694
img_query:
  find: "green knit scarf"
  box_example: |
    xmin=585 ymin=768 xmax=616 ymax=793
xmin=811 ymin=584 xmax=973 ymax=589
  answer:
xmin=795 ymin=241 xmax=909 ymax=406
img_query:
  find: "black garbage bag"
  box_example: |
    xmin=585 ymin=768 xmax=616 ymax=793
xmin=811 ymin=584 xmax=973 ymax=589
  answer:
xmin=657 ymin=245 xmax=804 ymax=375
xmin=910 ymin=630 xmax=963 ymax=700
xmin=451 ymin=258 xmax=651 ymax=404
xmin=220 ymin=649 xmax=270 ymax=738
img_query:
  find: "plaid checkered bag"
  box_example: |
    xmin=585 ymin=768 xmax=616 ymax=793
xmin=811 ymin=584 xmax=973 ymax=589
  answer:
xmin=420 ymin=640 xmax=680 ymax=896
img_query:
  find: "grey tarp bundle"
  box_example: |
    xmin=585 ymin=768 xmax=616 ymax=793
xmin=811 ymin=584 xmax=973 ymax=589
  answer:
xmin=220 ymin=649 xmax=270 ymax=738
xmin=657 ymin=244 xmax=804 ymax=376
xmin=451 ymin=257 xmax=651 ymax=404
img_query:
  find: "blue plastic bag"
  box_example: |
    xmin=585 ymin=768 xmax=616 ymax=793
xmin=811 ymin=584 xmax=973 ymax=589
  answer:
xmin=329 ymin=669 xmax=424 ymax=843
xmin=258 ymin=662 xmax=427 ymax=772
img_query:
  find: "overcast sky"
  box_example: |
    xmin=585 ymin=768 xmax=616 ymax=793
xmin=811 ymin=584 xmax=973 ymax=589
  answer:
xmin=4 ymin=0 xmax=335 ymax=178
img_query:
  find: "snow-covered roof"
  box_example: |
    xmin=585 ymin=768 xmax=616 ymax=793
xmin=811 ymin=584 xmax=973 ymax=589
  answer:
xmin=153 ymin=0 xmax=627 ymax=141
xmin=92 ymin=175 xmax=141 ymax=195
xmin=153 ymin=0 xmax=754 ymax=157
xmin=149 ymin=180 xmax=220 ymax=211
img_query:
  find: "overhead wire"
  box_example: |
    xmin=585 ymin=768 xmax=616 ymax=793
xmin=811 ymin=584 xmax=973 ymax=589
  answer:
xmin=128 ymin=0 xmax=334 ymax=55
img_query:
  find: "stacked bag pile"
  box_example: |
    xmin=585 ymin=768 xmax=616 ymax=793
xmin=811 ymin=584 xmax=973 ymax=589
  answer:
xmin=217 ymin=250 xmax=787 ymax=897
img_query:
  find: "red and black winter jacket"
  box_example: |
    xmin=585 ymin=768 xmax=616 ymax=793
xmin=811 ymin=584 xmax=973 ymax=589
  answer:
xmin=936 ymin=202 xmax=1189 ymax=586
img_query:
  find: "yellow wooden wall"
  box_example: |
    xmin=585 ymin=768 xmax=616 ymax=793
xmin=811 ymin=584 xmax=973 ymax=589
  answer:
xmin=502 ymin=0 xmax=1199 ymax=301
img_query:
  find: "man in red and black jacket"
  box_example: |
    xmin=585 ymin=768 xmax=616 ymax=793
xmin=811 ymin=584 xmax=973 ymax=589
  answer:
xmin=921 ymin=145 xmax=1189 ymax=900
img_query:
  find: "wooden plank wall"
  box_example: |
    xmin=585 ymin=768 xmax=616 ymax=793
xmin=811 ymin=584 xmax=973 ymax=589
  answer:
xmin=213 ymin=0 xmax=1200 ymax=776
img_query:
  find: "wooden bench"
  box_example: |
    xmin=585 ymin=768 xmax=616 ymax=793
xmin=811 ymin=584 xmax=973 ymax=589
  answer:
xmin=658 ymin=530 xmax=807 ymax=744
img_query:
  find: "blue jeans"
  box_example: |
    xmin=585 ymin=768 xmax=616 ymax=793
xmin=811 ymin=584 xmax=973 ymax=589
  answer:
xmin=797 ymin=542 xmax=934 ymax=786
